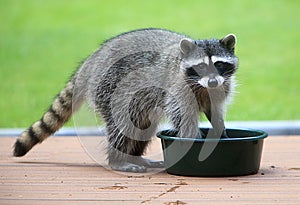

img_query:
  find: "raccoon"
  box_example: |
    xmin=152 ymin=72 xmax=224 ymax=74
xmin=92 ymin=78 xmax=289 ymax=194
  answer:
xmin=13 ymin=28 xmax=238 ymax=173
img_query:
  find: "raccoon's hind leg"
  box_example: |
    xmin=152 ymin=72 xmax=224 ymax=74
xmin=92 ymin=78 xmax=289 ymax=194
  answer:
xmin=97 ymin=86 xmax=165 ymax=172
xmin=106 ymin=118 xmax=163 ymax=173
xmin=104 ymin=104 xmax=164 ymax=172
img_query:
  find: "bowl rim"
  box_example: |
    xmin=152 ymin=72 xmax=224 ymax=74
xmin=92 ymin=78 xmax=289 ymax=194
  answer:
xmin=157 ymin=128 xmax=268 ymax=142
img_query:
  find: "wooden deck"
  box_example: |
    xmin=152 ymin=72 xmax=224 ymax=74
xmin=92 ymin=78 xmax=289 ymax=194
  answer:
xmin=0 ymin=135 xmax=299 ymax=204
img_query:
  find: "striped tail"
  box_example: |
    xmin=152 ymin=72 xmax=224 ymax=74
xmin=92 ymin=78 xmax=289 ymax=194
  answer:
xmin=13 ymin=79 xmax=79 ymax=157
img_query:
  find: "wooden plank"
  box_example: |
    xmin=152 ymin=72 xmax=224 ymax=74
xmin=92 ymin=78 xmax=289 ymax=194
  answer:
xmin=0 ymin=136 xmax=299 ymax=204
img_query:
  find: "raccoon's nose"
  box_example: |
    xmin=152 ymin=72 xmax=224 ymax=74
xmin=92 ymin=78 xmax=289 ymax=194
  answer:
xmin=208 ymin=78 xmax=218 ymax=88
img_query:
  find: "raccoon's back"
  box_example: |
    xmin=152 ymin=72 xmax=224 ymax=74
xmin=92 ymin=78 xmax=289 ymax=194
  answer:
xmin=91 ymin=28 xmax=184 ymax=74
xmin=82 ymin=28 xmax=185 ymax=109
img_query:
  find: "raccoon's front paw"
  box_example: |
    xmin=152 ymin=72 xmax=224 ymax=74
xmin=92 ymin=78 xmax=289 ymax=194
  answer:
xmin=109 ymin=161 xmax=147 ymax=173
xmin=196 ymin=130 xmax=204 ymax=139
xmin=221 ymin=129 xmax=228 ymax=138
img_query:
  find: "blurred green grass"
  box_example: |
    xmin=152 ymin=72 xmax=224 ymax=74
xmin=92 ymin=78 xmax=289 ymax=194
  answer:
xmin=0 ymin=0 xmax=299 ymax=127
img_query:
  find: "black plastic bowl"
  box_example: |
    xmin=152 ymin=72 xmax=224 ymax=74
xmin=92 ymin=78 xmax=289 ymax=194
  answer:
xmin=157 ymin=128 xmax=268 ymax=177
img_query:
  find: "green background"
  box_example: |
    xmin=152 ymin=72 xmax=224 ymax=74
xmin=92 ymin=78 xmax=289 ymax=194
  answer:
xmin=0 ymin=0 xmax=299 ymax=128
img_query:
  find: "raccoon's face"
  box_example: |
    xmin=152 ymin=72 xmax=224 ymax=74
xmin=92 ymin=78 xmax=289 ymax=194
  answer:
xmin=180 ymin=34 xmax=238 ymax=89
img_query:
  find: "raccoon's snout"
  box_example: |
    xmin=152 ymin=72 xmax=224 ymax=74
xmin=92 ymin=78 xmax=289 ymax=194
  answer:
xmin=198 ymin=76 xmax=224 ymax=88
xmin=208 ymin=78 xmax=218 ymax=88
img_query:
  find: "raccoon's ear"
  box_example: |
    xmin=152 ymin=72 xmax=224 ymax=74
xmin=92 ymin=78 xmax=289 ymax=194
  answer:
xmin=220 ymin=34 xmax=236 ymax=51
xmin=180 ymin=38 xmax=196 ymax=54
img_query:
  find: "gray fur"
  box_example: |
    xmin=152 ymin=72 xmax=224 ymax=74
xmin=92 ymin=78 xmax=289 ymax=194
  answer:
xmin=13 ymin=28 xmax=238 ymax=173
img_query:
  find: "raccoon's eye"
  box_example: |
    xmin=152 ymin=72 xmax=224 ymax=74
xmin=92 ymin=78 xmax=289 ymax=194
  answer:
xmin=186 ymin=67 xmax=199 ymax=77
xmin=214 ymin=61 xmax=235 ymax=76
xmin=185 ymin=63 xmax=207 ymax=77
